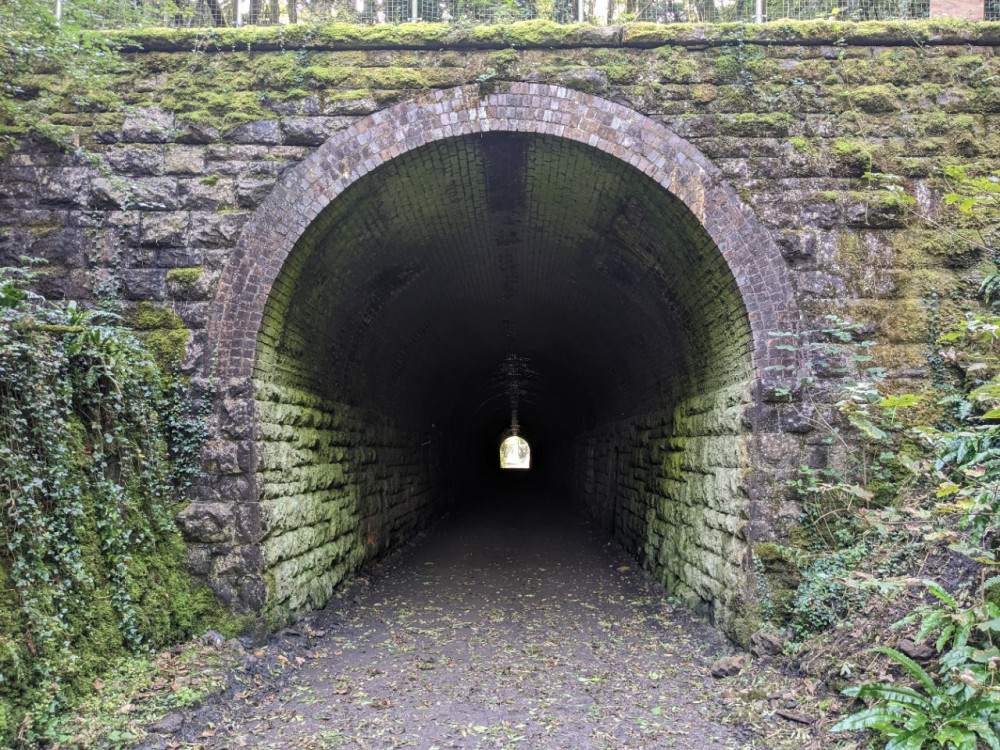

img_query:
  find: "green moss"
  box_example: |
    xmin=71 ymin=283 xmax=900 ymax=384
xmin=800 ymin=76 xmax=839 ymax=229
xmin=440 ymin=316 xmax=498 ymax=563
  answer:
xmin=689 ymin=83 xmax=717 ymax=103
xmin=352 ymin=67 xmax=427 ymax=90
xmin=127 ymin=301 xmax=184 ymax=331
xmin=916 ymin=231 xmax=983 ymax=269
xmin=468 ymin=20 xmax=585 ymax=47
xmin=848 ymin=84 xmax=900 ymax=113
xmin=199 ymin=175 xmax=220 ymax=186
xmin=719 ymin=112 xmax=792 ymax=137
xmin=789 ymin=136 xmax=818 ymax=156
xmin=655 ymin=46 xmax=699 ymax=83
xmin=166 ymin=267 xmax=204 ymax=286
xmin=731 ymin=611 xmax=764 ymax=649
xmin=125 ymin=303 xmax=187 ymax=370
xmin=142 ymin=329 xmax=189 ymax=370
xmin=753 ymin=542 xmax=801 ymax=624
xmin=831 ymin=138 xmax=876 ymax=175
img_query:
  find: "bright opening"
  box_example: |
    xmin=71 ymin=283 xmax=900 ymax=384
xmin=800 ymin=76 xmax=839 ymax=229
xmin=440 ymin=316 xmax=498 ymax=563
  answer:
xmin=499 ymin=435 xmax=531 ymax=470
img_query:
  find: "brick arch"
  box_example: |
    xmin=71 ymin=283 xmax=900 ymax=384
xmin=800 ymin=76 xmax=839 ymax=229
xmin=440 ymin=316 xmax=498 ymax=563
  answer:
xmin=208 ymin=83 xmax=799 ymax=385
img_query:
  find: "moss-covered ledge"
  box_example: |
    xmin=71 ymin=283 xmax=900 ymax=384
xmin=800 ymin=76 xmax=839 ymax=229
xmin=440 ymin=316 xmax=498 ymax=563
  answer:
xmin=92 ymin=18 xmax=1000 ymax=55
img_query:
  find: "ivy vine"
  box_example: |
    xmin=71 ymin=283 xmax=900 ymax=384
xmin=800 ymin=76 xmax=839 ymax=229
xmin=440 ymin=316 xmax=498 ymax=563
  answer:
xmin=0 ymin=264 xmax=209 ymax=745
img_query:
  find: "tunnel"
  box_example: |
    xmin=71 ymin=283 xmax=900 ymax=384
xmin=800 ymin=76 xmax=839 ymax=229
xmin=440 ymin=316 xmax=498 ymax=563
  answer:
xmin=200 ymin=85 xmax=800 ymax=636
xmin=249 ymin=127 xmax=757 ymax=627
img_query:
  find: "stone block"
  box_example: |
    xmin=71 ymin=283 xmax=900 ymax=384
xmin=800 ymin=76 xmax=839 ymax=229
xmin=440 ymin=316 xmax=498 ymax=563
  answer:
xmin=140 ymin=212 xmax=189 ymax=246
xmin=225 ymin=120 xmax=284 ymax=146
xmin=281 ymin=117 xmax=354 ymax=146
xmin=121 ymin=268 xmax=167 ymax=300
xmin=181 ymin=178 xmax=237 ymax=211
xmin=122 ymin=107 xmax=179 ymax=143
xmin=164 ymin=146 xmax=206 ymax=175
xmin=176 ymin=502 xmax=235 ymax=543
xmin=104 ymin=147 xmax=164 ymax=176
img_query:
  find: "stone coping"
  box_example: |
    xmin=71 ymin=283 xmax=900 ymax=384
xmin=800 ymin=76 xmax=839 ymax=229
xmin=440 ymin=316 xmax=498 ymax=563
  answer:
xmin=95 ymin=18 xmax=1000 ymax=54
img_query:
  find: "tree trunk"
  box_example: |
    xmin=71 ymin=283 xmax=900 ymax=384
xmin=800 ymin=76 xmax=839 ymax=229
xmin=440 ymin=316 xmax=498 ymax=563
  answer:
xmin=289 ymin=0 xmax=298 ymax=21
xmin=200 ymin=0 xmax=227 ymax=24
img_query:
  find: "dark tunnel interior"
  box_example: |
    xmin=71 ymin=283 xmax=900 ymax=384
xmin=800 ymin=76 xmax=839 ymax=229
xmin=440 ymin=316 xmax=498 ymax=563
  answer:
xmin=252 ymin=132 xmax=756 ymax=626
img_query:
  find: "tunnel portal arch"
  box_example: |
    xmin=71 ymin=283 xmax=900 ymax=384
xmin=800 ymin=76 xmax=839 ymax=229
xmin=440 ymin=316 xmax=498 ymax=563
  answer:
xmin=198 ymin=83 xmax=803 ymax=633
xmin=209 ymin=83 xmax=798 ymax=382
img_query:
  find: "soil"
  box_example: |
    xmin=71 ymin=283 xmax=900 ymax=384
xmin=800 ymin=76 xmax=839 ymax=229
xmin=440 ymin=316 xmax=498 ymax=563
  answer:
xmin=141 ymin=487 xmax=773 ymax=749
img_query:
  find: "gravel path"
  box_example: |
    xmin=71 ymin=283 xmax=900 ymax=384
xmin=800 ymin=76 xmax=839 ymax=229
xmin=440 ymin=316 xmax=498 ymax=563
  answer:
xmin=172 ymin=489 xmax=748 ymax=749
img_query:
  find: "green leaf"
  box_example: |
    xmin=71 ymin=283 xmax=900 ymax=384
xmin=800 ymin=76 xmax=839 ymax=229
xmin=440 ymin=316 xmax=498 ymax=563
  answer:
xmin=937 ymin=625 xmax=956 ymax=653
xmin=934 ymin=725 xmax=977 ymax=750
xmin=831 ymin=706 xmax=903 ymax=732
xmin=919 ymin=580 xmax=959 ymax=610
xmin=964 ymin=718 xmax=1000 ymax=750
xmin=852 ymin=682 xmax=934 ymax=712
xmin=886 ymin=729 xmax=931 ymax=750
xmin=873 ymin=647 xmax=940 ymax=697
xmin=849 ymin=414 xmax=889 ymax=441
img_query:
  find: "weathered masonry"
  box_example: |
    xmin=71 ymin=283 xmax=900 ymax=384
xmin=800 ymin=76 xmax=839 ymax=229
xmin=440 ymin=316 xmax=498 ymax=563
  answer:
xmin=3 ymin=20 xmax=1000 ymax=640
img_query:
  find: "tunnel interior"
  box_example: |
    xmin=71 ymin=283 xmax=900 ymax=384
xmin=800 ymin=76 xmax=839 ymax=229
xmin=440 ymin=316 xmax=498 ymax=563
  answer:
xmin=253 ymin=132 xmax=755 ymax=629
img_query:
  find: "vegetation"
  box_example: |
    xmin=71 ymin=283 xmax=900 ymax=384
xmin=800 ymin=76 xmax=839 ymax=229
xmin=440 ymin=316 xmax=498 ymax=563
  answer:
xmin=0 ymin=264 xmax=230 ymax=747
xmin=0 ymin=0 xmax=121 ymax=156
xmin=754 ymin=166 xmax=1000 ymax=748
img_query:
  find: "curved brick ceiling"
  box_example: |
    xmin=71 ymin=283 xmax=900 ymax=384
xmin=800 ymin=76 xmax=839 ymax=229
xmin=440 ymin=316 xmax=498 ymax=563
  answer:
xmin=257 ymin=132 xmax=752 ymax=432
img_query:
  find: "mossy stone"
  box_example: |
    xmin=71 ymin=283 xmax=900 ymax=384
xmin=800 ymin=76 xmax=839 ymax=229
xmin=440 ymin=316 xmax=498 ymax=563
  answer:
xmin=166 ymin=267 xmax=204 ymax=286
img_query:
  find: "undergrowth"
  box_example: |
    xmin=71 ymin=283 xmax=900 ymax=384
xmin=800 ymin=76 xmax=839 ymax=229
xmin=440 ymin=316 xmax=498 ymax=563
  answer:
xmin=0 ymin=264 xmax=232 ymax=747
xmin=758 ymin=166 xmax=1000 ymax=749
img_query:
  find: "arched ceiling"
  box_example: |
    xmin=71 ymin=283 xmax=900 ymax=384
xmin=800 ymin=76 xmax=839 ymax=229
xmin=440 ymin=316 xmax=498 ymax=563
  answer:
xmin=256 ymin=132 xmax=752 ymax=430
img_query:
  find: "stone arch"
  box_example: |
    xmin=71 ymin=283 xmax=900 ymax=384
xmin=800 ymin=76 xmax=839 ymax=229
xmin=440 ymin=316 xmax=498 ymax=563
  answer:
xmin=193 ymin=83 xmax=803 ymax=629
xmin=207 ymin=83 xmax=799 ymax=384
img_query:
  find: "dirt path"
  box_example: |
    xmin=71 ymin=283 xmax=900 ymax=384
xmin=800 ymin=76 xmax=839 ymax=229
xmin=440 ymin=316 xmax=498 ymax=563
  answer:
xmin=161 ymin=490 xmax=750 ymax=749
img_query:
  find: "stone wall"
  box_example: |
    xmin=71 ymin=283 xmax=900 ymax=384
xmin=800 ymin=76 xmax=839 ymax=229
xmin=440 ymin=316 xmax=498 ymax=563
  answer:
xmin=576 ymin=385 xmax=750 ymax=634
xmin=2 ymin=20 xmax=999 ymax=635
xmin=255 ymin=383 xmax=436 ymax=622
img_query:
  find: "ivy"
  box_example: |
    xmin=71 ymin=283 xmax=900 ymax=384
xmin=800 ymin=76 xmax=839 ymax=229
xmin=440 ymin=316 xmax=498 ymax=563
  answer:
xmin=0 ymin=265 xmax=209 ymax=744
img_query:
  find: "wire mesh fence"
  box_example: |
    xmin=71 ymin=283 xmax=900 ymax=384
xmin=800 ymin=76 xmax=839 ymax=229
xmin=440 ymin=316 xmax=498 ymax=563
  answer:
xmin=55 ymin=0 xmax=965 ymax=29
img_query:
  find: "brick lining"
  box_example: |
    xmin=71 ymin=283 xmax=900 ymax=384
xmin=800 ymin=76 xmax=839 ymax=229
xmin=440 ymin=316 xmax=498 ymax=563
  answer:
xmin=207 ymin=83 xmax=800 ymax=385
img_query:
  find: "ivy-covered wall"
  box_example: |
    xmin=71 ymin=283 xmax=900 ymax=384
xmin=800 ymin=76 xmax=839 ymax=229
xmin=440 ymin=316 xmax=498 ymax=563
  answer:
xmin=2 ymin=19 xmax=1000 ymax=637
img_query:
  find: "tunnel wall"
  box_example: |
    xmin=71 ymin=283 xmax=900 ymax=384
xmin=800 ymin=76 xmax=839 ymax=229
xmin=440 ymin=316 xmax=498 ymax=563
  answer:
xmin=253 ymin=385 xmax=437 ymax=620
xmin=3 ymin=21 xmax=1000 ymax=636
xmin=248 ymin=233 xmax=442 ymax=623
xmin=576 ymin=387 xmax=750 ymax=630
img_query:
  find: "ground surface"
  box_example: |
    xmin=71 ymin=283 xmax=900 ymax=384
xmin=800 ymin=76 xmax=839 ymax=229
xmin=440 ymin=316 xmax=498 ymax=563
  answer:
xmin=135 ymin=486 xmax=827 ymax=750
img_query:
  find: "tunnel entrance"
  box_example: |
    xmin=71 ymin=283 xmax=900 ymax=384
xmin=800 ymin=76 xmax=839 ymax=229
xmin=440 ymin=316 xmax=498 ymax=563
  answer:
xmin=200 ymin=84 xmax=801 ymax=635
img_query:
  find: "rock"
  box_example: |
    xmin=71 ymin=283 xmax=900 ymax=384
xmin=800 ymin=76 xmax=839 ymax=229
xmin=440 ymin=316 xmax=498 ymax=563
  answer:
xmin=148 ymin=712 xmax=185 ymax=734
xmin=711 ymin=654 xmax=749 ymax=678
xmin=105 ymin=147 xmax=164 ymax=176
xmin=164 ymin=146 xmax=205 ymax=175
xmin=236 ymin=177 xmax=276 ymax=209
xmin=750 ymin=631 xmax=786 ymax=658
xmin=225 ymin=120 xmax=283 ymax=146
xmin=556 ymin=68 xmax=608 ymax=94
xmin=176 ymin=502 xmax=235 ymax=543
xmin=122 ymin=107 xmax=177 ymax=143
xmin=177 ymin=121 xmax=220 ymax=144
xmin=281 ymin=117 xmax=348 ymax=146
xmin=201 ymin=629 xmax=227 ymax=648
xmin=140 ymin=213 xmax=188 ymax=247
xmin=898 ymin=638 xmax=935 ymax=661
xmin=779 ymin=404 xmax=816 ymax=434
